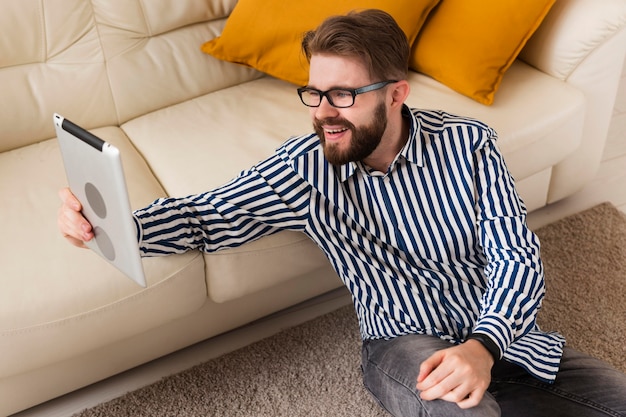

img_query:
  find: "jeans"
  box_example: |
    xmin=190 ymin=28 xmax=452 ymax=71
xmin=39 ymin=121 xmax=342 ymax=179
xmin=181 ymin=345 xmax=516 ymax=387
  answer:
xmin=361 ymin=334 xmax=626 ymax=416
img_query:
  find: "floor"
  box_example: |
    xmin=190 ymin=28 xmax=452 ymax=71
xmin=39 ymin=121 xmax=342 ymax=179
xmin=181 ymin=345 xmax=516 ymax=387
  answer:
xmin=13 ymin=63 xmax=626 ymax=416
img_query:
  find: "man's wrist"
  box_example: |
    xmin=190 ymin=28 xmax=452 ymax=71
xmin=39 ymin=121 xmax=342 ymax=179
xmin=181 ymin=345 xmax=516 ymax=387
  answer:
xmin=466 ymin=333 xmax=501 ymax=362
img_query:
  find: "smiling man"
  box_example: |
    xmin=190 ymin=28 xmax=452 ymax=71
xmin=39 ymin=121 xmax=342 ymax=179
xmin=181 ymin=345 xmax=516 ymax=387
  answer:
xmin=59 ymin=9 xmax=626 ymax=417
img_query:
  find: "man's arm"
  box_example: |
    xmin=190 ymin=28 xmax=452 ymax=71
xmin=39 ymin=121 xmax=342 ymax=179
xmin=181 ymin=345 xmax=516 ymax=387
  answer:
xmin=134 ymin=153 xmax=311 ymax=256
xmin=59 ymin=152 xmax=312 ymax=256
xmin=471 ymin=132 xmax=544 ymax=357
xmin=415 ymin=126 xmax=544 ymax=408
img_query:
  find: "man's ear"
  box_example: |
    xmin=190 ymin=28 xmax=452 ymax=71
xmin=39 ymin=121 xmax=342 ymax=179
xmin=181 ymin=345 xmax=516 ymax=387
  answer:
xmin=389 ymin=80 xmax=411 ymax=109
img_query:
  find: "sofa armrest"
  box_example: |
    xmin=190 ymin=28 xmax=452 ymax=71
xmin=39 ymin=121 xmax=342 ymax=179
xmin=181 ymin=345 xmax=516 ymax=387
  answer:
xmin=519 ymin=0 xmax=626 ymax=81
xmin=518 ymin=0 xmax=626 ymax=203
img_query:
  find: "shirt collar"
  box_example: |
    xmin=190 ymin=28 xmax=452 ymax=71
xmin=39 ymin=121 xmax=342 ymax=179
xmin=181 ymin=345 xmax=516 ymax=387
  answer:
xmin=400 ymin=105 xmax=424 ymax=167
xmin=336 ymin=105 xmax=423 ymax=182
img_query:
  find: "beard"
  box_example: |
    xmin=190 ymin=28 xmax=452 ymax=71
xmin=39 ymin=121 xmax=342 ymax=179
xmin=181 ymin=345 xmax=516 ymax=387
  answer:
xmin=314 ymin=101 xmax=388 ymax=166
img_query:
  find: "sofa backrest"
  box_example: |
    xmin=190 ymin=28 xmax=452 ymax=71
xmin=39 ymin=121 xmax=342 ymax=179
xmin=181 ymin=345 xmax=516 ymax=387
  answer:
xmin=519 ymin=0 xmax=626 ymax=81
xmin=0 ymin=0 xmax=262 ymax=153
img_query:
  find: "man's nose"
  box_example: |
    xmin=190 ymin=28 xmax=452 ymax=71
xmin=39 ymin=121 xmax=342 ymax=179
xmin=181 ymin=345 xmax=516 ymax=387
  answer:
xmin=314 ymin=95 xmax=339 ymax=119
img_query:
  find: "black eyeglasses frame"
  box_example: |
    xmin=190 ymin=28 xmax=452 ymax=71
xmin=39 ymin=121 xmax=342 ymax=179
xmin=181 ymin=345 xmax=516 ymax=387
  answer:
xmin=297 ymin=80 xmax=398 ymax=108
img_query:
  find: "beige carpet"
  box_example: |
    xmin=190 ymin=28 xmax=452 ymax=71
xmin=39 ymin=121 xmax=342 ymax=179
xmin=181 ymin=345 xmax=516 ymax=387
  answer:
xmin=75 ymin=203 xmax=626 ymax=417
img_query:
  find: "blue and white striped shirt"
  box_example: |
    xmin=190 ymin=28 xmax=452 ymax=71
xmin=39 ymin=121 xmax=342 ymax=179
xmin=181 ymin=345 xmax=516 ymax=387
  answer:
xmin=134 ymin=106 xmax=565 ymax=382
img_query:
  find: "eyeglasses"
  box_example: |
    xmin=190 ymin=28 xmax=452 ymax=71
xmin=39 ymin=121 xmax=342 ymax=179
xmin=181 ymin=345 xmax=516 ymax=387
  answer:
xmin=297 ymin=80 xmax=398 ymax=108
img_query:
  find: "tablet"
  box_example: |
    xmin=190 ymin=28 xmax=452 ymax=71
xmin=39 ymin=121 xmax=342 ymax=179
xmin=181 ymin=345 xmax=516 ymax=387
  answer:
xmin=54 ymin=114 xmax=147 ymax=287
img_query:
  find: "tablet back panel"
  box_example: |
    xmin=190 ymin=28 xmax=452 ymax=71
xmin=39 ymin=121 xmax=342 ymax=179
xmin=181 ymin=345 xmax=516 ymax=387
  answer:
xmin=55 ymin=114 xmax=146 ymax=287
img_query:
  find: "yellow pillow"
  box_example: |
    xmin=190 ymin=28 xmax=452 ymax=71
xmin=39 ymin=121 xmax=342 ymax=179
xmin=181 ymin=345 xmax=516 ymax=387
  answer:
xmin=202 ymin=0 xmax=441 ymax=87
xmin=410 ymin=0 xmax=555 ymax=105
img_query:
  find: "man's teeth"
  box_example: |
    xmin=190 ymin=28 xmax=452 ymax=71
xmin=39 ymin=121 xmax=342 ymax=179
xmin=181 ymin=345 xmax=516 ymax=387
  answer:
xmin=326 ymin=128 xmax=348 ymax=134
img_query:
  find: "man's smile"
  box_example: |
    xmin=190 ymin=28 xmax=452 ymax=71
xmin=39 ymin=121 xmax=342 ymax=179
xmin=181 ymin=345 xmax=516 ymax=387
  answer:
xmin=323 ymin=126 xmax=350 ymax=141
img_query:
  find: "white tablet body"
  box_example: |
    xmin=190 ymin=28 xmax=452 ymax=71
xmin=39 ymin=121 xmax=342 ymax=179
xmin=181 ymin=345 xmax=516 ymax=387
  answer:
xmin=54 ymin=114 xmax=147 ymax=287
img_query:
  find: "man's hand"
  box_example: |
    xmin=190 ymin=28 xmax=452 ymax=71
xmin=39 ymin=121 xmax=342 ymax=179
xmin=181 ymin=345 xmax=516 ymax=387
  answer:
xmin=416 ymin=340 xmax=494 ymax=409
xmin=57 ymin=187 xmax=93 ymax=248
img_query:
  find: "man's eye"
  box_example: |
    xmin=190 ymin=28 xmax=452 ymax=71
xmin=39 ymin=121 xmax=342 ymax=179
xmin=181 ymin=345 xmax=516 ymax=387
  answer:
xmin=332 ymin=90 xmax=352 ymax=99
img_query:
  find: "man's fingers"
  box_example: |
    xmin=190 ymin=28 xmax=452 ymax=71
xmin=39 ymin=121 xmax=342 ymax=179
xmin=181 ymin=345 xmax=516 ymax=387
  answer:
xmin=416 ymin=343 xmax=492 ymax=408
xmin=58 ymin=187 xmax=82 ymax=211
xmin=421 ymin=377 xmax=484 ymax=407
xmin=455 ymin=388 xmax=485 ymax=409
xmin=57 ymin=187 xmax=93 ymax=245
xmin=416 ymin=350 xmax=443 ymax=385
xmin=418 ymin=371 xmax=457 ymax=401
xmin=58 ymin=204 xmax=91 ymax=237
xmin=58 ymin=214 xmax=92 ymax=247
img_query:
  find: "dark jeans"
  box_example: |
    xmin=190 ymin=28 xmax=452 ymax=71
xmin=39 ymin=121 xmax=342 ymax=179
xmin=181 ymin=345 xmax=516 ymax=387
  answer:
xmin=362 ymin=334 xmax=626 ymax=416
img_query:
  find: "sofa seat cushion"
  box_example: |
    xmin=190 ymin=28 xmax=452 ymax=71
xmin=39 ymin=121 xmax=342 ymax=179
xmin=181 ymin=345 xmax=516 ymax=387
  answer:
xmin=405 ymin=60 xmax=586 ymax=181
xmin=0 ymin=126 xmax=206 ymax=378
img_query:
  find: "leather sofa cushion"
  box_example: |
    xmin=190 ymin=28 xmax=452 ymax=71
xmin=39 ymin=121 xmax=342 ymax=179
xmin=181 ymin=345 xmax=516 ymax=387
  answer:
xmin=0 ymin=127 xmax=206 ymax=378
xmin=405 ymin=60 xmax=585 ymax=180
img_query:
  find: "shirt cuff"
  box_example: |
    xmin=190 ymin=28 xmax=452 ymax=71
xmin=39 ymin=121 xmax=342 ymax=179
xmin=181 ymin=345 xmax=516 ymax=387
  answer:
xmin=466 ymin=333 xmax=501 ymax=361
xmin=132 ymin=213 xmax=143 ymax=244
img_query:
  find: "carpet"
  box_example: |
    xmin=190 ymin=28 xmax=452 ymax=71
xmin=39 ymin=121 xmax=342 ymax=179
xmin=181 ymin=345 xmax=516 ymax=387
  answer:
xmin=75 ymin=203 xmax=626 ymax=417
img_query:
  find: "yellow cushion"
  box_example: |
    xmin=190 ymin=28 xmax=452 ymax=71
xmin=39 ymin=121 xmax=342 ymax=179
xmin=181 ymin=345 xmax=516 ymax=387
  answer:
xmin=201 ymin=0 xmax=441 ymax=87
xmin=410 ymin=0 xmax=555 ymax=105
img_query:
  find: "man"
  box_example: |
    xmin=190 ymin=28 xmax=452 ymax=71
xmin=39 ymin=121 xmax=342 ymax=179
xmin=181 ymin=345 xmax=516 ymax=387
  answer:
xmin=59 ymin=9 xmax=626 ymax=417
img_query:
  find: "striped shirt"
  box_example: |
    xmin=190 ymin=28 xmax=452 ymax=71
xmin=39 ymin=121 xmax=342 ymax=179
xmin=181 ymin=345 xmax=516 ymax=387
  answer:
xmin=134 ymin=106 xmax=565 ymax=382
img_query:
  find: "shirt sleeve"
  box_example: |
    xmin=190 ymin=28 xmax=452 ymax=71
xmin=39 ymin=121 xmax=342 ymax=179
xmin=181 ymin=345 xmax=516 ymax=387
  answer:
xmin=470 ymin=128 xmax=545 ymax=357
xmin=132 ymin=153 xmax=312 ymax=257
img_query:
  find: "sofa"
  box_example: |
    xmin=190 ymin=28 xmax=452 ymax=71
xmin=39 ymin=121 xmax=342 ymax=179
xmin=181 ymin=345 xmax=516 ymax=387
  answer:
xmin=1 ymin=0 xmax=625 ymax=414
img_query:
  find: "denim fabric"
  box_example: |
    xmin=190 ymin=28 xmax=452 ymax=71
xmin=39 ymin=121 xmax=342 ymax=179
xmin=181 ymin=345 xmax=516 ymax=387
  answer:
xmin=361 ymin=335 xmax=626 ymax=417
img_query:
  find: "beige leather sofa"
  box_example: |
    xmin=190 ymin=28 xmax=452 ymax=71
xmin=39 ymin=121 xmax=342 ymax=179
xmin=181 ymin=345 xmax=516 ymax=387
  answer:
xmin=1 ymin=0 xmax=625 ymax=414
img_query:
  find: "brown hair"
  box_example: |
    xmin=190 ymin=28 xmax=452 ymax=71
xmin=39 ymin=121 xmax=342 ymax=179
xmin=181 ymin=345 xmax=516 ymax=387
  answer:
xmin=301 ymin=9 xmax=409 ymax=82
